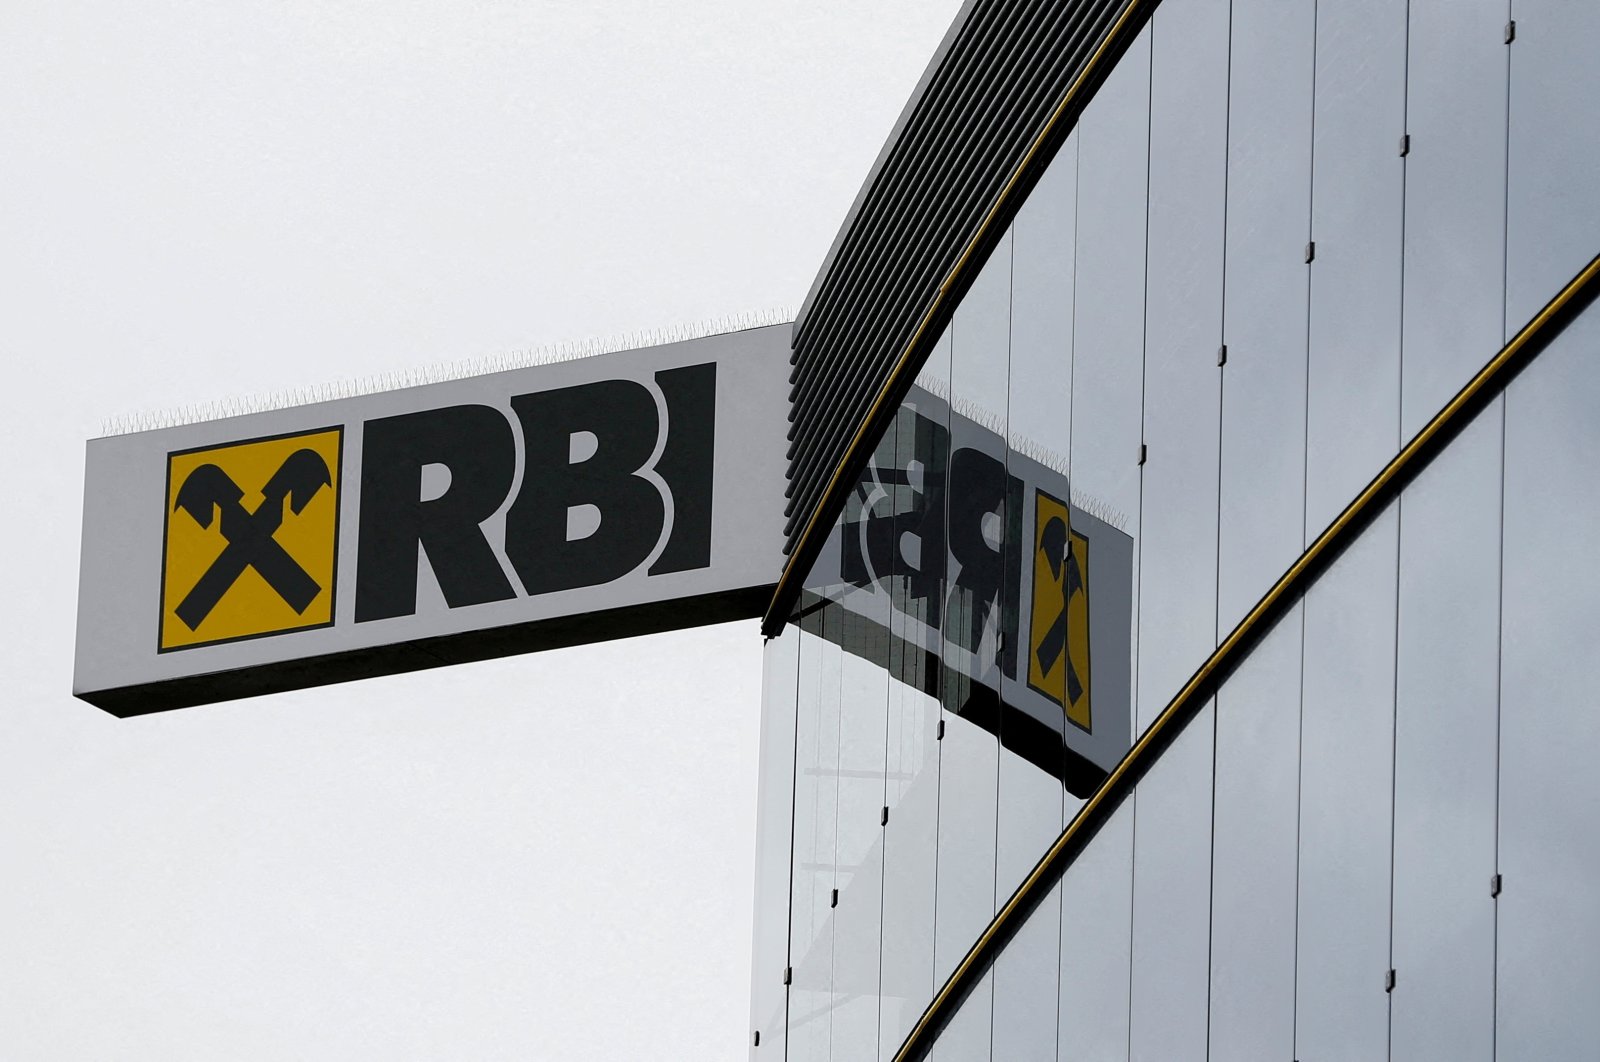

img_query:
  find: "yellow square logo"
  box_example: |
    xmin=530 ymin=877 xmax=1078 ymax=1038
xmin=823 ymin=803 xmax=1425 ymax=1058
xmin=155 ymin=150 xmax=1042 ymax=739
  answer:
xmin=159 ymin=427 xmax=343 ymax=651
xmin=1027 ymin=489 xmax=1092 ymax=732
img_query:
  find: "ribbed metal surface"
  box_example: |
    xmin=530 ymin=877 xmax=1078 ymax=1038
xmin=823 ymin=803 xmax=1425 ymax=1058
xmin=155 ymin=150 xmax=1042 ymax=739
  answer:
xmin=783 ymin=0 xmax=1133 ymax=554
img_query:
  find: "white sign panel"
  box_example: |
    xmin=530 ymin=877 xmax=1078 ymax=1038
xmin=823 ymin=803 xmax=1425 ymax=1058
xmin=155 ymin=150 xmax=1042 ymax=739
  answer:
xmin=74 ymin=325 xmax=790 ymax=715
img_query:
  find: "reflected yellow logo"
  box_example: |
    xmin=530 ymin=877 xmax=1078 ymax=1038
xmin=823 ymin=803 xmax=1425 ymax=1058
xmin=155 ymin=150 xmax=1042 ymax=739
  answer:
xmin=1027 ymin=489 xmax=1091 ymax=731
xmin=159 ymin=428 xmax=343 ymax=651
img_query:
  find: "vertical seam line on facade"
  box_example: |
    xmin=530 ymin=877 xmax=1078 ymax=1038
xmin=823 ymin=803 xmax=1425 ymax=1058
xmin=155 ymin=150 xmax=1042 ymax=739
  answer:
xmin=886 ymin=249 xmax=1600 ymax=1062
xmin=927 ymin=315 xmax=949 ymax=1033
xmin=878 ymin=424 xmax=903 ymax=1062
xmin=829 ymin=605 xmax=843 ymax=1059
xmin=1203 ymin=0 xmax=1235 ymax=1055
xmin=1054 ymin=124 xmax=1082 ymax=1062
xmin=1126 ymin=16 xmax=1157 ymax=1059
xmin=1491 ymin=3 xmax=1515 ymax=1054
xmin=1292 ymin=3 xmax=1320 ymax=1056
xmin=1205 ymin=1 xmax=1235 ymax=1056
xmin=1388 ymin=5 xmax=1414 ymax=1054
xmin=987 ymin=224 xmax=1018 ymax=1057
xmin=780 ymin=624 xmax=803 ymax=1053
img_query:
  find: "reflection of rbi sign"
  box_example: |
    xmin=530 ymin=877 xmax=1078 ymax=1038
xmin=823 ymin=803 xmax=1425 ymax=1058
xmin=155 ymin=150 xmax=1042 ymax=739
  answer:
xmin=160 ymin=428 xmax=343 ymax=651
xmin=1027 ymin=489 xmax=1091 ymax=732
xmin=828 ymin=388 xmax=1133 ymax=790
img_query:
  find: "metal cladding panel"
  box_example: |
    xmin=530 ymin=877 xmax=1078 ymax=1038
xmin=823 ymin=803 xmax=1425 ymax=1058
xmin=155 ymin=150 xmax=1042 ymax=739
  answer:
xmin=74 ymin=325 xmax=791 ymax=715
xmin=784 ymin=0 xmax=1137 ymax=558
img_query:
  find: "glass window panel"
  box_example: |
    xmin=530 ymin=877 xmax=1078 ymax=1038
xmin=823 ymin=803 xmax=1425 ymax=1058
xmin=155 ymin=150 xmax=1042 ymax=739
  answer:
xmin=878 ymin=379 xmax=949 ymax=1059
xmin=1496 ymin=305 xmax=1600 ymax=1055
xmin=1135 ymin=0 xmax=1229 ymax=731
xmin=1294 ymin=505 xmax=1397 ymax=1062
xmin=825 ymin=416 xmax=902 ymax=1062
xmin=1217 ymin=0 xmax=1315 ymax=632
xmin=934 ymin=230 xmax=1011 ymax=989
xmin=878 ymin=676 xmax=941 ymax=1062
xmin=1505 ymin=1 xmax=1600 ymax=325
xmin=1208 ymin=604 xmax=1301 ymax=1059
xmin=1400 ymin=0 xmax=1509 ymax=438
xmin=992 ymin=880 xmax=1063 ymax=1062
xmin=1050 ymin=33 xmax=1149 ymax=1061
xmin=994 ymin=150 xmax=1079 ymax=1056
xmin=1009 ymin=132 xmax=1078 ymax=468
xmin=1127 ymin=702 xmax=1215 ymax=1062
xmin=1000 ymin=135 xmax=1078 ymax=900
xmin=1066 ymin=24 xmax=1150 ymax=775
xmin=1057 ymin=798 xmax=1134 ymax=1061
xmin=787 ymin=609 xmax=841 ymax=1062
xmin=832 ymin=623 xmax=891 ymax=1059
xmin=1390 ymin=406 xmax=1500 ymax=1061
xmin=1069 ymin=24 xmax=1150 ymax=538
xmin=750 ymin=624 xmax=801 ymax=1060
xmin=1304 ymin=0 xmax=1407 ymax=535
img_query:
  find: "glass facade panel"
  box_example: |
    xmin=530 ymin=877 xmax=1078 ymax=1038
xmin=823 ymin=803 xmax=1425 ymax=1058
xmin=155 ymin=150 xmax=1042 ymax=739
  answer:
xmin=991 ymin=138 xmax=1078 ymax=1062
xmin=1061 ymin=17 xmax=1148 ymax=815
xmin=1007 ymin=134 xmax=1077 ymax=477
xmin=832 ymin=624 xmax=890 ymax=1059
xmin=1390 ymin=407 xmax=1500 ymax=1061
xmin=1217 ymin=0 xmax=1314 ymax=631
xmin=999 ymin=133 xmax=1078 ymax=897
xmin=1505 ymin=1 xmax=1600 ymax=325
xmin=1497 ymin=306 xmax=1600 ymax=1056
xmin=1294 ymin=505 xmax=1397 ymax=1062
xmin=1304 ymin=0 xmax=1406 ymax=534
xmin=1134 ymin=0 xmax=1228 ymax=731
xmin=878 ymin=344 xmax=952 ymax=1059
xmin=877 ymin=666 xmax=941 ymax=1061
xmin=749 ymin=625 xmax=800 ymax=1059
xmin=788 ymin=610 xmax=842 ymax=1062
xmin=1127 ymin=702 xmax=1215 ymax=1062
xmin=1069 ymin=22 xmax=1150 ymax=674
xmin=933 ymin=232 xmax=1011 ymax=998
xmin=1207 ymin=605 xmax=1302 ymax=1059
xmin=1057 ymin=798 xmax=1134 ymax=1061
xmin=1399 ymin=0 xmax=1509 ymax=438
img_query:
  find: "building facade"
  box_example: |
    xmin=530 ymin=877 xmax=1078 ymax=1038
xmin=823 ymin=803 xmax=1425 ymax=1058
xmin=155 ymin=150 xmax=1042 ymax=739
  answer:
xmin=749 ymin=0 xmax=1600 ymax=1059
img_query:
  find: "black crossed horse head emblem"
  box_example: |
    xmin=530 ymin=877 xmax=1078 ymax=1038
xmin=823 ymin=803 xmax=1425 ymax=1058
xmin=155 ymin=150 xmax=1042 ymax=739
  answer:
xmin=171 ymin=449 xmax=333 ymax=631
xmin=1034 ymin=514 xmax=1086 ymax=708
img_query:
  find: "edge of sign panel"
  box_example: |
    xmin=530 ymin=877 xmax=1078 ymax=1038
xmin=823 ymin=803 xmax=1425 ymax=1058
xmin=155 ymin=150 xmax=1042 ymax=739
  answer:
xmin=84 ymin=584 xmax=772 ymax=717
xmin=885 ymin=252 xmax=1600 ymax=1062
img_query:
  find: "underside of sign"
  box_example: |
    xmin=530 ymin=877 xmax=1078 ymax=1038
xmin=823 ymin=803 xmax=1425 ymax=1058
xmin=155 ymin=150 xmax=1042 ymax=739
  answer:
xmin=74 ymin=325 xmax=791 ymax=716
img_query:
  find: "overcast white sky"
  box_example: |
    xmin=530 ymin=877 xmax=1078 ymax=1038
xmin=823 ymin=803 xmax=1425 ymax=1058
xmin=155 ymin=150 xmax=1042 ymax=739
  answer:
xmin=0 ymin=2 xmax=960 ymax=1057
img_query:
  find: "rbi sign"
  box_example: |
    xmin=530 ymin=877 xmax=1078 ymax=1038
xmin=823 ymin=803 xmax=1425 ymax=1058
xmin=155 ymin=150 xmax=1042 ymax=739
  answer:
xmin=159 ymin=427 xmax=344 ymax=651
xmin=77 ymin=326 xmax=787 ymax=715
